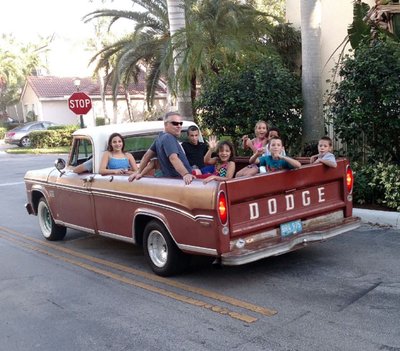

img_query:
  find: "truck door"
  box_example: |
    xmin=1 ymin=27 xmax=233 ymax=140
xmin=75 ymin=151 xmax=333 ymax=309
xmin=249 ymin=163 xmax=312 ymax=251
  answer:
xmin=51 ymin=138 xmax=95 ymax=232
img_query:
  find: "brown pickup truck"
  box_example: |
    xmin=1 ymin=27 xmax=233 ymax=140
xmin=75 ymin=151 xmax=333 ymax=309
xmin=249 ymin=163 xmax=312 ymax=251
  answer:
xmin=24 ymin=121 xmax=360 ymax=276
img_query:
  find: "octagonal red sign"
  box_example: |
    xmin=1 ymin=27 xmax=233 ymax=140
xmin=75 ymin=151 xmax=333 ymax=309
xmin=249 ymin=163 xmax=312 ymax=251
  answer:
xmin=68 ymin=92 xmax=92 ymax=115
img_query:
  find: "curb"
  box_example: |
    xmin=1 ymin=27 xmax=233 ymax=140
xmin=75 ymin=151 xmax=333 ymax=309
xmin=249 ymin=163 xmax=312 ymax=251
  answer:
xmin=354 ymin=208 xmax=400 ymax=229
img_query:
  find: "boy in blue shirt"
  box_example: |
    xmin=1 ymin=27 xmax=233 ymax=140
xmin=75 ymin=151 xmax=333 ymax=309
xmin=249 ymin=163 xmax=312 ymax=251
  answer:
xmin=249 ymin=136 xmax=301 ymax=173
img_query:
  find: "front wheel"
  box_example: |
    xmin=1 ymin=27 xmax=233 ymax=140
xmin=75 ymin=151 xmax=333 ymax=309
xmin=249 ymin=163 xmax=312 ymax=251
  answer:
xmin=20 ymin=136 xmax=31 ymax=147
xmin=143 ymin=220 xmax=189 ymax=276
xmin=38 ymin=197 xmax=66 ymax=241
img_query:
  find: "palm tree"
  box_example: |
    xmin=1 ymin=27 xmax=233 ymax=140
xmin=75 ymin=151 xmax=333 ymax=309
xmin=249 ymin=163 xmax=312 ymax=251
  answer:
xmin=85 ymin=0 xmax=280 ymax=118
xmin=300 ymin=0 xmax=324 ymax=147
xmin=84 ymin=0 xmax=172 ymax=112
xmin=0 ymin=34 xmax=45 ymax=115
xmin=171 ymin=0 xmax=276 ymax=99
xmin=166 ymin=0 xmax=193 ymax=119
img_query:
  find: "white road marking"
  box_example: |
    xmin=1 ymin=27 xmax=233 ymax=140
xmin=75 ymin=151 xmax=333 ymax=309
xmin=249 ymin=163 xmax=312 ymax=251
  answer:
xmin=0 ymin=182 xmax=25 ymax=187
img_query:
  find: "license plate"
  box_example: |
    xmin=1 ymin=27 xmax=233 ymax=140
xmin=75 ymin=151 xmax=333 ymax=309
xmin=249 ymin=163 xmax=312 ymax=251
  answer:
xmin=280 ymin=220 xmax=302 ymax=237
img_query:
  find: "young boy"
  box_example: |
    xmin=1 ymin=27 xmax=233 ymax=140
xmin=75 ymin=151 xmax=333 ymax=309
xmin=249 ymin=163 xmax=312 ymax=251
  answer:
xmin=310 ymin=136 xmax=337 ymax=168
xmin=249 ymin=136 xmax=301 ymax=172
xmin=181 ymin=125 xmax=209 ymax=171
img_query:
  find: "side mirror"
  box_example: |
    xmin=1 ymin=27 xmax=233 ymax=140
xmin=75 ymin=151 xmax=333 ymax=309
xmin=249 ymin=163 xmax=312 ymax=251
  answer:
xmin=54 ymin=158 xmax=66 ymax=174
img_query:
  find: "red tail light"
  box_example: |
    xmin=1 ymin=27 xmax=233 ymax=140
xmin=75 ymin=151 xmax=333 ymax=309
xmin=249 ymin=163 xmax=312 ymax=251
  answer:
xmin=217 ymin=191 xmax=228 ymax=225
xmin=346 ymin=166 xmax=354 ymax=194
xmin=7 ymin=132 xmax=15 ymax=137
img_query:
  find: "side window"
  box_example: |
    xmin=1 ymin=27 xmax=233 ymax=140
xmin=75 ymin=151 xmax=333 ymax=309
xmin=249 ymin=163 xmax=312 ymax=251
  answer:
xmin=29 ymin=124 xmax=41 ymax=131
xmin=124 ymin=133 xmax=159 ymax=161
xmin=69 ymin=138 xmax=93 ymax=167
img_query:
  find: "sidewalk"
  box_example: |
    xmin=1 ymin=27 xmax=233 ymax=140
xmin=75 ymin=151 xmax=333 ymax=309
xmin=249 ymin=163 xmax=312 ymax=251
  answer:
xmin=354 ymin=208 xmax=400 ymax=229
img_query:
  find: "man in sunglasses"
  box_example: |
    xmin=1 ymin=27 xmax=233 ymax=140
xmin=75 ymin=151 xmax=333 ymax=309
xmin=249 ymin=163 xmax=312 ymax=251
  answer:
xmin=130 ymin=112 xmax=195 ymax=184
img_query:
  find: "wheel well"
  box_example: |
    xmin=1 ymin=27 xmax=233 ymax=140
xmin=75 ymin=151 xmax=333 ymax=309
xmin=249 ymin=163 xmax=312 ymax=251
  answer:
xmin=31 ymin=191 xmax=45 ymax=214
xmin=134 ymin=215 xmax=165 ymax=246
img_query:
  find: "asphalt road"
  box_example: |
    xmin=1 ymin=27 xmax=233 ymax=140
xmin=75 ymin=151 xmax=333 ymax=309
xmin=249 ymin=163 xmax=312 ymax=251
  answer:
xmin=0 ymin=152 xmax=399 ymax=351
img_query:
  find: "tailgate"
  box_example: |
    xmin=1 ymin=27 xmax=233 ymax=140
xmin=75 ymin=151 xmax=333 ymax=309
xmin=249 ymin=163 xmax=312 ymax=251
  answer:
xmin=225 ymin=160 xmax=351 ymax=239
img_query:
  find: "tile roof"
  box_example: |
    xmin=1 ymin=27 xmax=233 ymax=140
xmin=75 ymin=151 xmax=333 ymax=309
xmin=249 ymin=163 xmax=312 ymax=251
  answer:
xmin=26 ymin=72 xmax=167 ymax=99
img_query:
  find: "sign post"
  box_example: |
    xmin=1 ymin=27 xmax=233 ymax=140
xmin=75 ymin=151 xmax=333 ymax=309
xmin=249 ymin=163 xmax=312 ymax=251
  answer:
xmin=68 ymin=92 xmax=92 ymax=128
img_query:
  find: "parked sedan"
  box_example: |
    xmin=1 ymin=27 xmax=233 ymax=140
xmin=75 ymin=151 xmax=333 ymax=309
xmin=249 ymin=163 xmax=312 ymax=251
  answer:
xmin=5 ymin=121 xmax=58 ymax=147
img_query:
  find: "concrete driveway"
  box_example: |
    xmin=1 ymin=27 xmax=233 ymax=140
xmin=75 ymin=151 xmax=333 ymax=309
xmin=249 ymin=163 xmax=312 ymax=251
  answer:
xmin=0 ymin=139 xmax=17 ymax=152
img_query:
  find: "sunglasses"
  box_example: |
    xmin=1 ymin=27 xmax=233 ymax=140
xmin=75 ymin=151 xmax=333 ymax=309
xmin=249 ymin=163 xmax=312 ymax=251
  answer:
xmin=169 ymin=121 xmax=183 ymax=126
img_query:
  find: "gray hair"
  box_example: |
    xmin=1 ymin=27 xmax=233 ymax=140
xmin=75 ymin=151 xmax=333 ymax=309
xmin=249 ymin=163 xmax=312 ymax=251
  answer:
xmin=163 ymin=111 xmax=181 ymax=122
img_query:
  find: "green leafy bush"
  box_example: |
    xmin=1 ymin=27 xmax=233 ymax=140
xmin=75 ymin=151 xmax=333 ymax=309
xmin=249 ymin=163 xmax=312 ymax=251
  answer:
xmin=0 ymin=127 xmax=5 ymax=139
xmin=195 ymin=56 xmax=303 ymax=155
xmin=328 ymin=39 xmax=400 ymax=164
xmin=30 ymin=125 xmax=79 ymax=148
xmin=353 ymin=162 xmax=400 ymax=211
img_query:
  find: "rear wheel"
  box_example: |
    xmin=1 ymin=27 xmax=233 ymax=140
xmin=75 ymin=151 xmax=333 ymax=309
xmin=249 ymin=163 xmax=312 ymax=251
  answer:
xmin=20 ymin=136 xmax=31 ymax=147
xmin=38 ymin=197 xmax=66 ymax=241
xmin=143 ymin=220 xmax=189 ymax=276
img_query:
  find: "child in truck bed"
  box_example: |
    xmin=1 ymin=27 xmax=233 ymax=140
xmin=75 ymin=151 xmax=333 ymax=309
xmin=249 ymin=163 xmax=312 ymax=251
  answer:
xmin=310 ymin=136 xmax=337 ymax=168
xmin=249 ymin=136 xmax=301 ymax=172
xmin=202 ymin=136 xmax=236 ymax=183
xmin=236 ymin=126 xmax=285 ymax=177
xmin=241 ymin=120 xmax=269 ymax=153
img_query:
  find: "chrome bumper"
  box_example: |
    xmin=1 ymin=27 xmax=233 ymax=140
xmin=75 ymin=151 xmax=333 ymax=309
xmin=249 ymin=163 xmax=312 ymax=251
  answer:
xmin=221 ymin=216 xmax=361 ymax=266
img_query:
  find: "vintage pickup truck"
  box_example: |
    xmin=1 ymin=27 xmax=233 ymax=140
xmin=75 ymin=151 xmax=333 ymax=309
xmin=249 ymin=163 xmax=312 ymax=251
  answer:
xmin=24 ymin=121 xmax=360 ymax=276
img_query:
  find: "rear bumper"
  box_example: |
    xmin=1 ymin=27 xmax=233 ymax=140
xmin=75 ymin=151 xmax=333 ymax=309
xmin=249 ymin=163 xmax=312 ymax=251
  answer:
xmin=221 ymin=216 xmax=361 ymax=266
xmin=4 ymin=138 xmax=19 ymax=145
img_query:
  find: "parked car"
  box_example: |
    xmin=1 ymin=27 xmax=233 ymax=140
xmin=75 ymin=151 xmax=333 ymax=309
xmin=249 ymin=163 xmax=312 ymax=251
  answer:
xmin=5 ymin=121 xmax=58 ymax=147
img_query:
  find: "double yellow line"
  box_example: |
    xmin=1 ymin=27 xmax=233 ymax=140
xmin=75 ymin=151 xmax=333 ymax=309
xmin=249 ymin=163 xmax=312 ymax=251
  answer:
xmin=0 ymin=225 xmax=277 ymax=323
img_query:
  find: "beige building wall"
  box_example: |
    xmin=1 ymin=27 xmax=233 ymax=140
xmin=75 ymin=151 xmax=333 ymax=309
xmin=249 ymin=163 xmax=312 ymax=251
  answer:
xmin=286 ymin=0 xmax=375 ymax=95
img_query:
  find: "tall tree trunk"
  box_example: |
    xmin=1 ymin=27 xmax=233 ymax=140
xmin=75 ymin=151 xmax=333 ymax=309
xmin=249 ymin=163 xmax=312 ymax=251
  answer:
xmin=124 ymin=88 xmax=133 ymax=122
xmin=112 ymin=98 xmax=118 ymax=124
xmin=98 ymin=72 xmax=109 ymax=124
xmin=300 ymin=0 xmax=324 ymax=147
xmin=167 ymin=0 xmax=193 ymax=120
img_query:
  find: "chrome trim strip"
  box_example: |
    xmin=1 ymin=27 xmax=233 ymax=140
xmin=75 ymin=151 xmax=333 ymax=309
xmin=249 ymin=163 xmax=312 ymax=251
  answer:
xmin=54 ymin=220 xmax=96 ymax=235
xmin=28 ymin=180 xmax=90 ymax=195
xmin=92 ymin=190 xmax=215 ymax=221
xmin=98 ymin=231 xmax=135 ymax=244
xmin=222 ymin=218 xmax=361 ymax=266
xmin=27 ymin=180 xmax=215 ymax=221
xmin=177 ymin=243 xmax=218 ymax=256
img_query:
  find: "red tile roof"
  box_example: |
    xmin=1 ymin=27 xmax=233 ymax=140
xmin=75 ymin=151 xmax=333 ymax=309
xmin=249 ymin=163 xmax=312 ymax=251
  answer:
xmin=26 ymin=73 xmax=166 ymax=98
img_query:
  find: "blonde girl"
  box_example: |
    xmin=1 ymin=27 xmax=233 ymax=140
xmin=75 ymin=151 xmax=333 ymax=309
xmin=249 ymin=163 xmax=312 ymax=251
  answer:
xmin=241 ymin=120 xmax=269 ymax=153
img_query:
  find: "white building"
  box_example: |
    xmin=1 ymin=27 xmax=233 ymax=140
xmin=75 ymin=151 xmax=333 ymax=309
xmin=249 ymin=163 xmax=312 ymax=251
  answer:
xmin=286 ymin=0 xmax=375 ymax=94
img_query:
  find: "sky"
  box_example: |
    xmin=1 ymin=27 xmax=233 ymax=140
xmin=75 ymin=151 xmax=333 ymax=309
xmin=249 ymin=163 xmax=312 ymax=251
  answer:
xmin=1 ymin=0 xmax=134 ymax=76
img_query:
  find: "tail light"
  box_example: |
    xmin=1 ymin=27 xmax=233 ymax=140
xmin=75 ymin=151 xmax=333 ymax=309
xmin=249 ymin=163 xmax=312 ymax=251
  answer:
xmin=217 ymin=191 xmax=228 ymax=225
xmin=7 ymin=132 xmax=15 ymax=137
xmin=346 ymin=165 xmax=354 ymax=194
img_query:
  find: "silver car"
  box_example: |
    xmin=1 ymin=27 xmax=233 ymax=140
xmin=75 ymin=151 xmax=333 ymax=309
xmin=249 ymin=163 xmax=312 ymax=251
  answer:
xmin=5 ymin=121 xmax=58 ymax=147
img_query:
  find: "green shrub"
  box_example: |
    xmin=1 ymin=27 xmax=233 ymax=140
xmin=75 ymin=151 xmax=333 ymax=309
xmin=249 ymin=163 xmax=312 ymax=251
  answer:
xmin=328 ymin=39 xmax=400 ymax=164
xmin=96 ymin=117 xmax=106 ymax=126
xmin=353 ymin=162 xmax=400 ymax=211
xmin=0 ymin=127 xmax=5 ymax=139
xmin=371 ymin=163 xmax=400 ymax=211
xmin=30 ymin=125 xmax=79 ymax=148
xmin=195 ymin=56 xmax=303 ymax=155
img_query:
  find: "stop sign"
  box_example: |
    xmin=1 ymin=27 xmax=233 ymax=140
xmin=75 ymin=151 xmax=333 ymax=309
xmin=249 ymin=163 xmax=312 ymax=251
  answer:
xmin=68 ymin=92 xmax=92 ymax=115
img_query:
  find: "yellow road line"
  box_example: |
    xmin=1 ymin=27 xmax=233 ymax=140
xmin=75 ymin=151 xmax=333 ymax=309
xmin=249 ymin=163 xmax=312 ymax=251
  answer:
xmin=0 ymin=225 xmax=277 ymax=317
xmin=0 ymin=232 xmax=257 ymax=324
